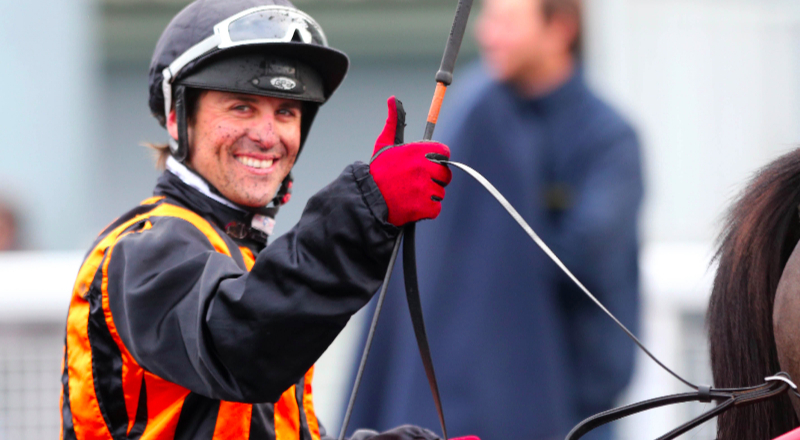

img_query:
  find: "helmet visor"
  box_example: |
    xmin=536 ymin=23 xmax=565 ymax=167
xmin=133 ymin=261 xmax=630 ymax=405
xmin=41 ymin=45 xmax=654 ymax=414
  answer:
xmin=223 ymin=7 xmax=328 ymax=47
xmin=162 ymin=5 xmax=330 ymax=119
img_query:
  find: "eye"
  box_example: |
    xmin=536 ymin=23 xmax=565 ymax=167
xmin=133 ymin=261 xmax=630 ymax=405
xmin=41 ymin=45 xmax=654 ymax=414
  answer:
xmin=233 ymin=104 xmax=252 ymax=112
xmin=277 ymin=108 xmax=300 ymax=118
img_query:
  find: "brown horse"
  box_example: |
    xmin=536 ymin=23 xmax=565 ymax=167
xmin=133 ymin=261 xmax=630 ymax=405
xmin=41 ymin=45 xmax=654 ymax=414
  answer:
xmin=708 ymin=148 xmax=800 ymax=439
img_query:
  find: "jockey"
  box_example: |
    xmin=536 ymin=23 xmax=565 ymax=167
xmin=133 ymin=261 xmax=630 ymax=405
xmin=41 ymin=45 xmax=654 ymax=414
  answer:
xmin=59 ymin=1 xmax=459 ymax=438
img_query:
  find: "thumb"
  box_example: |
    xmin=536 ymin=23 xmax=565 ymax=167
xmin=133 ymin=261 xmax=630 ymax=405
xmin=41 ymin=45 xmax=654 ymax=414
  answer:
xmin=373 ymin=96 xmax=406 ymax=156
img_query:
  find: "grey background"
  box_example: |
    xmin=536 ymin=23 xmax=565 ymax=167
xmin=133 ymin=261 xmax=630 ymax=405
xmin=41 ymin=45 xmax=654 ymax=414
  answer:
xmin=0 ymin=0 xmax=480 ymax=249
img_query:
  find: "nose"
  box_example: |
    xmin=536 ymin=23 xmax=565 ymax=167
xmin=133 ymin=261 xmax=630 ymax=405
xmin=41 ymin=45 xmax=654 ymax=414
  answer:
xmin=248 ymin=114 xmax=280 ymax=148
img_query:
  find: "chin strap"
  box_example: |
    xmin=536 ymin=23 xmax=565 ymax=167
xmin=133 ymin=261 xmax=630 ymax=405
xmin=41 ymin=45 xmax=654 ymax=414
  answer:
xmin=170 ymin=85 xmax=190 ymax=162
xmin=273 ymin=173 xmax=293 ymax=206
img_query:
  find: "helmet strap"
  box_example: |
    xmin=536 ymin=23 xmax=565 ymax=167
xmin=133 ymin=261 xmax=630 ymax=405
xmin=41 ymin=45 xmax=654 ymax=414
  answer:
xmin=272 ymin=173 xmax=293 ymax=207
xmin=171 ymin=85 xmax=190 ymax=162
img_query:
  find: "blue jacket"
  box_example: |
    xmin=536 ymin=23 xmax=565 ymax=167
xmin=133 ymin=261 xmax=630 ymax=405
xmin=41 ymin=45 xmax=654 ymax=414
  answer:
xmin=347 ymin=65 xmax=644 ymax=440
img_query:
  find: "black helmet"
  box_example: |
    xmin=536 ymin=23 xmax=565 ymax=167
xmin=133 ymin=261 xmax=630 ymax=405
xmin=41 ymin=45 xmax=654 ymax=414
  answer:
xmin=148 ymin=0 xmax=349 ymax=160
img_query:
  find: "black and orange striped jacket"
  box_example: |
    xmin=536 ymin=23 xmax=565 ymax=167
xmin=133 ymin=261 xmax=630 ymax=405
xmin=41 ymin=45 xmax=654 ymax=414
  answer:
xmin=60 ymin=164 xmax=398 ymax=439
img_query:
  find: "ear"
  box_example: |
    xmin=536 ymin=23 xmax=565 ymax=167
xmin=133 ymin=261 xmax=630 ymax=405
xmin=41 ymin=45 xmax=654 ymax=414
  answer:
xmin=550 ymin=11 xmax=579 ymax=55
xmin=166 ymin=109 xmax=179 ymax=141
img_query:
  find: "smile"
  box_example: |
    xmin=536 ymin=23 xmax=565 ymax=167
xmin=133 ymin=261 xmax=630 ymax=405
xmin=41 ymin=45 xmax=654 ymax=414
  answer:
xmin=235 ymin=156 xmax=274 ymax=170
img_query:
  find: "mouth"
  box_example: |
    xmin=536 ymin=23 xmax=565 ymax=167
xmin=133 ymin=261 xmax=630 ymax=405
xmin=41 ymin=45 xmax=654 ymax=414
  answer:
xmin=234 ymin=154 xmax=276 ymax=172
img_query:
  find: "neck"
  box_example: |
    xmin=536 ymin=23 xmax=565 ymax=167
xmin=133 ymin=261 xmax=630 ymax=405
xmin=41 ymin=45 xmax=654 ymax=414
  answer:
xmin=513 ymin=53 xmax=575 ymax=98
xmin=166 ymin=155 xmax=245 ymax=212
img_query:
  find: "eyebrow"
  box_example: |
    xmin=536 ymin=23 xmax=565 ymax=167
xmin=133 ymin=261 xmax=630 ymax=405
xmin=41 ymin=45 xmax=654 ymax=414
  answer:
xmin=227 ymin=94 xmax=259 ymax=103
xmin=226 ymin=93 xmax=302 ymax=109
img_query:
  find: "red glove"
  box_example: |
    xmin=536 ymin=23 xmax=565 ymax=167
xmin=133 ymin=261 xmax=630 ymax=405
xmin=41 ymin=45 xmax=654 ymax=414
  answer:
xmin=370 ymin=96 xmax=452 ymax=227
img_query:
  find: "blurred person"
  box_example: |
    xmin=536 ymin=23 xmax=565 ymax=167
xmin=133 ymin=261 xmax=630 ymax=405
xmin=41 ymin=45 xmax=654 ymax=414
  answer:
xmin=348 ymin=0 xmax=643 ymax=439
xmin=58 ymin=1 xmax=480 ymax=439
xmin=0 ymin=199 xmax=19 ymax=250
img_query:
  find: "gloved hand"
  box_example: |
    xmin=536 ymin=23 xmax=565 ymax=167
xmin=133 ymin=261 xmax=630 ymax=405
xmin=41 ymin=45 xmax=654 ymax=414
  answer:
xmin=370 ymin=96 xmax=452 ymax=227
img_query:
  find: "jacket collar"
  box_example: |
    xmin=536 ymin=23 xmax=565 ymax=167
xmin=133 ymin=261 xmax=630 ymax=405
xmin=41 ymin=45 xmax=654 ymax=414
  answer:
xmin=165 ymin=156 xmax=246 ymax=213
xmin=154 ymin=157 xmax=277 ymax=248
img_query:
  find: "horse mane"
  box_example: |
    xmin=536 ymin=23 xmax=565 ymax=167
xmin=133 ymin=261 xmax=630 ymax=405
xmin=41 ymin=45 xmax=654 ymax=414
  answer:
xmin=708 ymin=148 xmax=800 ymax=439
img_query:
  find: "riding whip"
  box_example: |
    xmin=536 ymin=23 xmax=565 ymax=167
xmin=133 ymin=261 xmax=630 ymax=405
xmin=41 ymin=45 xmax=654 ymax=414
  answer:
xmin=338 ymin=2 xmax=474 ymax=440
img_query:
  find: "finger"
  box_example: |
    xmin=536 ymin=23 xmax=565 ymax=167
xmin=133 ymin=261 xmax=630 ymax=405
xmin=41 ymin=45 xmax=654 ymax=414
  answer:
xmin=421 ymin=142 xmax=450 ymax=159
xmin=430 ymin=183 xmax=446 ymax=202
xmin=424 ymin=198 xmax=443 ymax=220
xmin=428 ymin=162 xmax=452 ymax=186
xmin=426 ymin=153 xmax=449 ymax=163
xmin=373 ymin=96 xmax=406 ymax=153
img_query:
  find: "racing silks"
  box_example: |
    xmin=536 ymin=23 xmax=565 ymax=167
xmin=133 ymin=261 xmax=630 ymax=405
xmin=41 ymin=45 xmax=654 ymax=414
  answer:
xmin=60 ymin=164 xmax=398 ymax=439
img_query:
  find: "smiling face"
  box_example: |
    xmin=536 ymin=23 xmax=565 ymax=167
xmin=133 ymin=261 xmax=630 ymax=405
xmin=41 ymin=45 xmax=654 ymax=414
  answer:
xmin=167 ymin=90 xmax=302 ymax=207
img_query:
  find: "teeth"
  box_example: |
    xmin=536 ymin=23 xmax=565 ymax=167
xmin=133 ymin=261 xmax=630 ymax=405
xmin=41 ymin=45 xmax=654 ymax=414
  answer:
xmin=236 ymin=156 xmax=274 ymax=169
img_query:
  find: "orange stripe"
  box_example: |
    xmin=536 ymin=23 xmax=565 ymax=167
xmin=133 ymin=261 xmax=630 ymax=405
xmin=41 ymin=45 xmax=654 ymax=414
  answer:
xmin=140 ymin=372 xmax=191 ymax=440
xmin=65 ymin=201 xmax=208 ymax=438
xmin=101 ymin=222 xmax=152 ymax=433
xmin=149 ymin=204 xmax=232 ymax=257
xmin=239 ymin=247 xmax=256 ymax=271
xmin=93 ymin=205 xmax=224 ymax=439
xmin=303 ymin=367 xmax=321 ymax=440
xmin=94 ymin=197 xmax=163 ymax=239
xmin=94 ymin=204 xmax=229 ymax=436
xmin=426 ymin=82 xmax=448 ymax=124
xmin=212 ymin=401 xmax=253 ymax=439
xmin=140 ymin=196 xmax=165 ymax=205
xmin=66 ymin=209 xmax=158 ymax=440
xmin=124 ymin=369 xmax=145 ymax=435
xmin=95 ymin=205 xmax=229 ymax=432
xmin=275 ymin=385 xmax=301 ymax=440
xmin=66 ymin=298 xmax=115 ymax=440
xmin=59 ymin=345 xmax=66 ymax=440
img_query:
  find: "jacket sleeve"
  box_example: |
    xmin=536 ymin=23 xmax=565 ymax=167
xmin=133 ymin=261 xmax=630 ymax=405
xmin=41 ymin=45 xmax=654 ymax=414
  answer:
xmin=107 ymin=163 xmax=398 ymax=403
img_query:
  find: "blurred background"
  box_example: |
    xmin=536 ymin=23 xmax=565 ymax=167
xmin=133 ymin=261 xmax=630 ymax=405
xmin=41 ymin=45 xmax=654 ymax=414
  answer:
xmin=2 ymin=0 xmax=800 ymax=438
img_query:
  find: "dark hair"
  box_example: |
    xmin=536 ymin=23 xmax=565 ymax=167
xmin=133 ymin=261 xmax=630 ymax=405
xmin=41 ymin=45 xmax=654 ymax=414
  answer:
xmin=541 ymin=0 xmax=582 ymax=57
xmin=145 ymin=88 xmax=205 ymax=169
xmin=708 ymin=148 xmax=800 ymax=439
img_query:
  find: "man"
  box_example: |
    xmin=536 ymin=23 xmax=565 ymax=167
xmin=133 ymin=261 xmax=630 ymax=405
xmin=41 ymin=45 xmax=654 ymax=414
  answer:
xmin=348 ymin=0 xmax=643 ymax=439
xmin=59 ymin=1 xmax=462 ymax=439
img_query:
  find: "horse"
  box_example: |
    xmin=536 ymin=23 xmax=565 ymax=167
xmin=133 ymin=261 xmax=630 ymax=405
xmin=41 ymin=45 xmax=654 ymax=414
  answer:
xmin=707 ymin=147 xmax=800 ymax=439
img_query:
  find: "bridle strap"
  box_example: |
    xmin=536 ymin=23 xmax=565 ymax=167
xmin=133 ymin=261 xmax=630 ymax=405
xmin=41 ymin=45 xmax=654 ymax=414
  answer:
xmin=565 ymin=374 xmax=792 ymax=440
xmin=566 ymin=391 xmax=732 ymax=440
